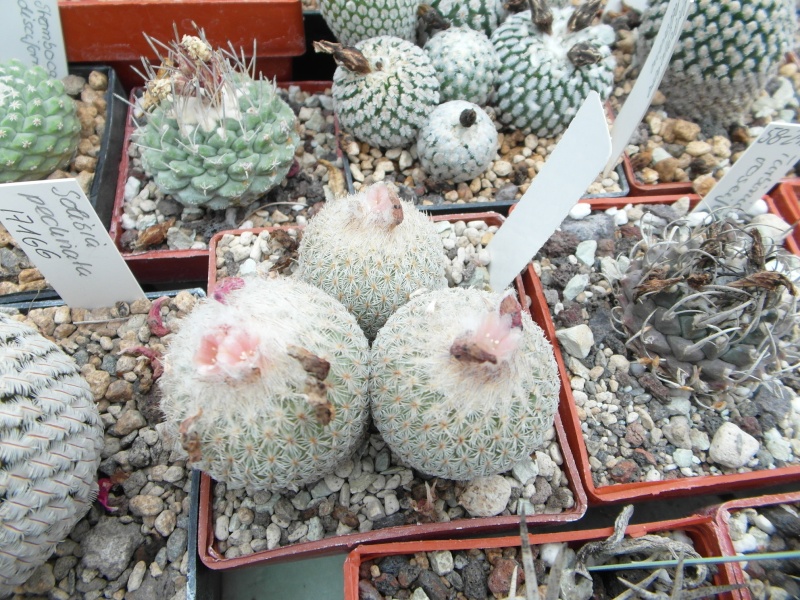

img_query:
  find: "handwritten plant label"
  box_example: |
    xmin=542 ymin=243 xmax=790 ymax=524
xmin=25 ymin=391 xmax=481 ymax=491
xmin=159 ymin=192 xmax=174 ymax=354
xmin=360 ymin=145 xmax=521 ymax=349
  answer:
xmin=694 ymin=122 xmax=800 ymax=214
xmin=0 ymin=179 xmax=145 ymax=308
xmin=604 ymin=0 xmax=691 ymax=176
xmin=1 ymin=0 xmax=68 ymax=79
xmin=487 ymin=91 xmax=611 ymax=291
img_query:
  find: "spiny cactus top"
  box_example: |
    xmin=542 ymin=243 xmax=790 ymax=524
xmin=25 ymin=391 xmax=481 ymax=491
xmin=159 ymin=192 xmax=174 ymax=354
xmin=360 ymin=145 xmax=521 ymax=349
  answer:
xmin=0 ymin=314 xmax=103 ymax=597
xmin=427 ymin=0 xmax=506 ymax=37
xmin=320 ymin=0 xmax=419 ymax=46
xmin=320 ymin=38 xmax=440 ymax=149
xmin=491 ymin=0 xmax=615 ymax=137
xmin=637 ymin=0 xmax=795 ymax=129
xmin=370 ymin=288 xmax=560 ymax=480
xmin=417 ymin=101 xmax=498 ymax=183
xmin=295 ymin=183 xmax=448 ymax=339
xmin=159 ymin=276 xmax=370 ymax=491
xmin=615 ymin=217 xmax=800 ymax=395
xmin=0 ymin=59 xmax=80 ymax=184
xmin=135 ymin=31 xmax=299 ymax=210
xmin=424 ymin=26 xmax=500 ymax=105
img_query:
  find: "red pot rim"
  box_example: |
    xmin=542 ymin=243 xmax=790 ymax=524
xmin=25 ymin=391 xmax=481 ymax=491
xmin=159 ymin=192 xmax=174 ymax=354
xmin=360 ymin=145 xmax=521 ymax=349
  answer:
xmin=622 ymin=152 xmax=696 ymax=196
xmin=767 ymin=182 xmax=800 ymax=256
xmin=197 ymin=212 xmax=589 ymax=570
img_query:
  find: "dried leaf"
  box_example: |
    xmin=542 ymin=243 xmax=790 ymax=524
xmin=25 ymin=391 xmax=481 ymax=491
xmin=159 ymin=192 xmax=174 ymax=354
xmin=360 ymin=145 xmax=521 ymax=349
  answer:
xmin=133 ymin=217 xmax=175 ymax=250
xmin=728 ymin=271 xmax=796 ymax=295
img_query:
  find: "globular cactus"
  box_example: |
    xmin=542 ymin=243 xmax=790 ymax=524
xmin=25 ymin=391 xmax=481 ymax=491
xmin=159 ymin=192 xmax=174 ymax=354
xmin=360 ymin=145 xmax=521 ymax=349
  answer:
xmin=0 ymin=315 xmax=103 ymax=597
xmin=491 ymin=0 xmax=615 ymax=137
xmin=159 ymin=276 xmax=370 ymax=491
xmin=426 ymin=0 xmax=507 ymax=37
xmin=316 ymin=38 xmax=440 ymax=149
xmin=295 ymin=183 xmax=448 ymax=340
xmin=417 ymin=101 xmax=498 ymax=183
xmin=637 ymin=0 xmax=795 ymax=129
xmin=135 ymin=30 xmax=299 ymax=210
xmin=0 ymin=59 xmax=80 ymax=183
xmin=614 ymin=217 xmax=800 ymax=395
xmin=423 ymin=24 xmax=500 ymax=105
xmin=319 ymin=0 xmax=419 ymax=46
xmin=370 ymin=288 xmax=560 ymax=480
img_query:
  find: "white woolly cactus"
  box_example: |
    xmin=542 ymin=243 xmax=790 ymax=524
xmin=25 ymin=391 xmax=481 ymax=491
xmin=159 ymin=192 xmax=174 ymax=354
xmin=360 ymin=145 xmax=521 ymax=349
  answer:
xmin=417 ymin=101 xmax=498 ymax=183
xmin=0 ymin=315 xmax=103 ymax=597
xmin=295 ymin=183 xmax=448 ymax=340
xmin=159 ymin=277 xmax=370 ymax=491
xmin=370 ymin=288 xmax=560 ymax=480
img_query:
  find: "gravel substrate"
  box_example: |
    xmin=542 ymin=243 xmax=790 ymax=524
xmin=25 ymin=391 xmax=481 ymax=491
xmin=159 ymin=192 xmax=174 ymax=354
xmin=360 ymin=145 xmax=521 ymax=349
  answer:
xmin=727 ymin=501 xmax=800 ymax=599
xmin=208 ymin=218 xmax=576 ymax=560
xmin=2 ymin=293 xmax=198 ymax=600
xmin=0 ymin=70 xmax=110 ymax=297
xmin=118 ymin=86 xmax=342 ymax=252
xmin=534 ymin=198 xmax=800 ymax=488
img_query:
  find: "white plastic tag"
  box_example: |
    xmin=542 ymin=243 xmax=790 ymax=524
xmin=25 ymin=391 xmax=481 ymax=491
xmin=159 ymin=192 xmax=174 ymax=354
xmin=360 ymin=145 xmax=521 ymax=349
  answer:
xmin=604 ymin=0 xmax=692 ymax=176
xmin=694 ymin=122 xmax=800 ymax=213
xmin=0 ymin=0 xmax=68 ymax=79
xmin=487 ymin=91 xmax=612 ymax=291
xmin=0 ymin=180 xmax=145 ymax=308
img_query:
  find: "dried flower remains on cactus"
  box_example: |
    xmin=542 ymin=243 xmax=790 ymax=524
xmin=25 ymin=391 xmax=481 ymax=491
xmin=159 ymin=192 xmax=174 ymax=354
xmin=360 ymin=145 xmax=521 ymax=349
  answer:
xmin=132 ymin=28 xmax=299 ymax=210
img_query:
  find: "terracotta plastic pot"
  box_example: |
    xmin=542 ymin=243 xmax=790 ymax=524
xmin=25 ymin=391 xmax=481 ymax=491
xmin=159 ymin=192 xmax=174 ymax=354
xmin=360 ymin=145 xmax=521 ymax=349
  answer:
xmin=622 ymin=153 xmax=696 ymax=197
xmin=108 ymin=81 xmax=335 ymax=284
xmin=704 ymin=491 xmax=800 ymax=600
xmin=343 ymin=513 xmax=739 ymax=600
xmin=767 ymin=182 xmax=800 ymax=256
xmin=58 ymin=0 xmax=304 ymax=92
xmin=519 ymin=194 xmax=800 ymax=504
xmin=195 ymin=212 xmax=587 ymax=570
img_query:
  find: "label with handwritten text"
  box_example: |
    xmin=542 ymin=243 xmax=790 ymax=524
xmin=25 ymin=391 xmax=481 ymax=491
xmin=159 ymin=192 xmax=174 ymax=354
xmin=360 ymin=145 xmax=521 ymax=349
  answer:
xmin=694 ymin=122 xmax=800 ymax=213
xmin=2 ymin=0 xmax=67 ymax=78
xmin=0 ymin=180 xmax=145 ymax=308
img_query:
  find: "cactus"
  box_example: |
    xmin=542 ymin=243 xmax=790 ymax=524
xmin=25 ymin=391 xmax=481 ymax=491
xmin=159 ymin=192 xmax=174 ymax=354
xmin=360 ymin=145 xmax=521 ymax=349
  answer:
xmin=614 ymin=217 xmax=800 ymax=395
xmin=426 ymin=0 xmax=506 ymax=37
xmin=159 ymin=276 xmax=370 ymax=491
xmin=134 ymin=30 xmax=299 ymax=210
xmin=316 ymin=38 xmax=440 ymax=149
xmin=423 ymin=25 xmax=500 ymax=105
xmin=319 ymin=0 xmax=419 ymax=46
xmin=491 ymin=0 xmax=615 ymax=137
xmin=295 ymin=183 xmax=448 ymax=340
xmin=637 ymin=0 xmax=796 ymax=129
xmin=0 ymin=59 xmax=80 ymax=183
xmin=0 ymin=315 xmax=103 ymax=597
xmin=417 ymin=101 xmax=498 ymax=183
xmin=370 ymin=288 xmax=560 ymax=480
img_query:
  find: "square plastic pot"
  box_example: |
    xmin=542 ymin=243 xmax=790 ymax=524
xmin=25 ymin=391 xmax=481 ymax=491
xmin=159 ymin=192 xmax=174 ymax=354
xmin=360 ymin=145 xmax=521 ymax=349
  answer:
xmin=519 ymin=194 xmax=800 ymax=504
xmin=194 ymin=212 xmax=587 ymax=571
xmin=343 ymin=513 xmax=739 ymax=600
xmin=58 ymin=0 xmax=304 ymax=92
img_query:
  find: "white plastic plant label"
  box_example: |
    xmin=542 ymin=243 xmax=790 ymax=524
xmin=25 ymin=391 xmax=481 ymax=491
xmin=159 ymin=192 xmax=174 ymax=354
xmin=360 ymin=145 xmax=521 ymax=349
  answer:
xmin=0 ymin=179 xmax=145 ymax=308
xmin=487 ymin=91 xmax=611 ymax=292
xmin=0 ymin=0 xmax=68 ymax=78
xmin=694 ymin=122 xmax=800 ymax=213
xmin=604 ymin=0 xmax=692 ymax=176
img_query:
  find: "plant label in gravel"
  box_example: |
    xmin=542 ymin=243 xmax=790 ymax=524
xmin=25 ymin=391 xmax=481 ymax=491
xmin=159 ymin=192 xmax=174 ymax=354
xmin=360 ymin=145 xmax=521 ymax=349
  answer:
xmin=605 ymin=0 xmax=691 ymax=175
xmin=2 ymin=0 xmax=67 ymax=77
xmin=696 ymin=122 xmax=800 ymax=214
xmin=0 ymin=179 xmax=145 ymax=307
xmin=488 ymin=91 xmax=610 ymax=291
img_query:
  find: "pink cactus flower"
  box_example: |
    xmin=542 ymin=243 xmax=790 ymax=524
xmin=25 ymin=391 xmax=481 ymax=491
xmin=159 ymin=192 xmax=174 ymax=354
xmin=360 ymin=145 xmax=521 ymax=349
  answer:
xmin=195 ymin=326 xmax=263 ymax=380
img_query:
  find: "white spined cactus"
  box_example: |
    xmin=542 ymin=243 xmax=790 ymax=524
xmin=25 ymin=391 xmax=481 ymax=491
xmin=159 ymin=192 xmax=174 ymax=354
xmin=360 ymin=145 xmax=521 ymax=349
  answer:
xmin=295 ymin=183 xmax=448 ymax=340
xmin=319 ymin=0 xmax=419 ymax=46
xmin=370 ymin=288 xmax=561 ymax=480
xmin=0 ymin=315 xmax=103 ymax=597
xmin=159 ymin=277 xmax=370 ymax=491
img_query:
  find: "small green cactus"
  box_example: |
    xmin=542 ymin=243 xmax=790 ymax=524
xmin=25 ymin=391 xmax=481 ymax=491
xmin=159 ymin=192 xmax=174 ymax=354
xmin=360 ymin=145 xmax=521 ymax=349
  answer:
xmin=317 ymin=38 xmax=440 ymax=149
xmin=637 ymin=0 xmax=796 ymax=129
xmin=135 ymin=30 xmax=299 ymax=210
xmin=370 ymin=288 xmax=560 ymax=480
xmin=0 ymin=59 xmax=80 ymax=183
xmin=427 ymin=0 xmax=506 ymax=37
xmin=0 ymin=314 xmax=103 ymax=597
xmin=417 ymin=101 xmax=498 ymax=183
xmin=159 ymin=276 xmax=370 ymax=491
xmin=295 ymin=183 xmax=448 ymax=340
xmin=320 ymin=0 xmax=419 ymax=46
xmin=491 ymin=0 xmax=615 ymax=137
